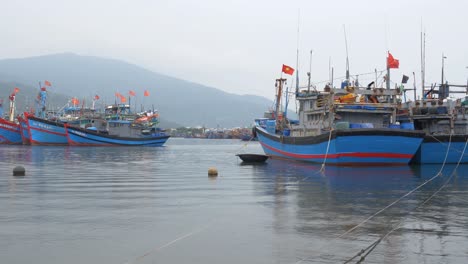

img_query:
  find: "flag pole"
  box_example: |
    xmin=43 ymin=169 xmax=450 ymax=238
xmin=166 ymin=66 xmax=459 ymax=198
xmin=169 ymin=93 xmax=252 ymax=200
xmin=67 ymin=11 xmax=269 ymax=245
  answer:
xmin=386 ymin=51 xmax=391 ymax=90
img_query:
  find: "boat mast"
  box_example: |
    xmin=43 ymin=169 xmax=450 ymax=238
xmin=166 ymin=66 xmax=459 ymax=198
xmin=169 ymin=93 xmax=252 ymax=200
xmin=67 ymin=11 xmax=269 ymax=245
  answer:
xmin=295 ymin=9 xmax=300 ymax=96
xmin=343 ymin=25 xmax=350 ymax=85
xmin=420 ymin=28 xmax=426 ymax=100
xmin=386 ymin=51 xmax=391 ymax=90
xmin=275 ymin=78 xmax=286 ymax=129
xmin=8 ymin=92 xmax=16 ymax=122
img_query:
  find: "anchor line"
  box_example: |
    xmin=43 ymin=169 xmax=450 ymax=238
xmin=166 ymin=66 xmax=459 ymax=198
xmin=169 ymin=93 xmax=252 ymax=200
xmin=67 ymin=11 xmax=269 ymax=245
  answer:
xmin=294 ymin=132 xmax=456 ymax=264
xmin=345 ymin=136 xmax=468 ymax=263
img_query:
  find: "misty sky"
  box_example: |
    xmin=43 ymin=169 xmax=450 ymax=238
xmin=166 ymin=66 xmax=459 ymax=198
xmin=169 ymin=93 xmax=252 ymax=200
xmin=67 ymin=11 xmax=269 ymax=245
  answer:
xmin=1 ymin=0 xmax=467 ymax=100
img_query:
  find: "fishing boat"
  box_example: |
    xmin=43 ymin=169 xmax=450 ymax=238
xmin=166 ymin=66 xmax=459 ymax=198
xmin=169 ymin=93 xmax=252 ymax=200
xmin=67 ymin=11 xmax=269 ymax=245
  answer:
xmin=65 ymin=108 xmax=170 ymax=146
xmin=406 ymin=87 xmax=467 ymax=164
xmin=255 ymin=60 xmax=425 ymax=165
xmin=65 ymin=122 xmax=170 ymax=146
xmin=0 ymin=88 xmax=22 ymax=144
xmin=397 ymin=51 xmax=468 ymax=164
xmin=25 ymin=113 xmax=68 ymax=145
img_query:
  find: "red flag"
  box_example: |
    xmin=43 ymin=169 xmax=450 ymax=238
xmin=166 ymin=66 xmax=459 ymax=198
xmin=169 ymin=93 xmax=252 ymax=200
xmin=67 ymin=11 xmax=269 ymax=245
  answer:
xmin=120 ymin=96 xmax=127 ymax=103
xmin=129 ymin=90 xmax=136 ymax=96
xmin=94 ymin=94 xmax=100 ymax=100
xmin=115 ymin=92 xmax=123 ymax=98
xmin=13 ymin=87 xmax=20 ymax=94
xmin=144 ymin=90 xmax=150 ymax=97
xmin=71 ymin=97 xmax=79 ymax=106
xmin=387 ymin=52 xmax=399 ymax=69
xmin=44 ymin=80 xmax=52 ymax=86
xmin=282 ymin=64 xmax=295 ymax=75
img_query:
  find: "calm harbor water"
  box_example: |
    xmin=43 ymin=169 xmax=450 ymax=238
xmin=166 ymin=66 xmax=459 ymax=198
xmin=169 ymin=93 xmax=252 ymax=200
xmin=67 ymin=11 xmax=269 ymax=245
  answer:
xmin=1 ymin=138 xmax=468 ymax=264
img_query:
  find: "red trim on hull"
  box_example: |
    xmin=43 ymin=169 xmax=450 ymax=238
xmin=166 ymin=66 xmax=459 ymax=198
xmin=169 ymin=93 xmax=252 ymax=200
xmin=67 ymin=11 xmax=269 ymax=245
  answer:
xmin=260 ymin=142 xmax=413 ymax=160
xmin=30 ymin=140 xmax=68 ymax=146
xmin=29 ymin=126 xmax=66 ymax=136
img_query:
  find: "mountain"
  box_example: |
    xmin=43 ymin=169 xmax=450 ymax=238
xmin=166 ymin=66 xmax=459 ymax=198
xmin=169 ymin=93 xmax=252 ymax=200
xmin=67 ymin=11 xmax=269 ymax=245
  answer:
xmin=0 ymin=53 xmax=278 ymax=128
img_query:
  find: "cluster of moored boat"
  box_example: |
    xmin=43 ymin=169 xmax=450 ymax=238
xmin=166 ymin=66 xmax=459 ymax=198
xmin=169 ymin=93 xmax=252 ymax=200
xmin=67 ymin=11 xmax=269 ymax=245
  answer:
xmin=254 ymin=61 xmax=468 ymax=165
xmin=0 ymin=88 xmax=170 ymax=146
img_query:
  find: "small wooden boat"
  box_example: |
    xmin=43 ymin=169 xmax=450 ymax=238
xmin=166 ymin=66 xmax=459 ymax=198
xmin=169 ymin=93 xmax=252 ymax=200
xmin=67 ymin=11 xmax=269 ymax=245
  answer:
xmin=236 ymin=154 xmax=269 ymax=163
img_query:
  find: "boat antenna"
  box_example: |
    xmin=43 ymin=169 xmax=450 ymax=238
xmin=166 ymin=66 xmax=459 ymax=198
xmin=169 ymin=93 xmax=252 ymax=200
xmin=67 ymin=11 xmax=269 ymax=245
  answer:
xmin=343 ymin=25 xmax=350 ymax=83
xmin=307 ymin=49 xmax=314 ymax=93
xmin=420 ymin=22 xmax=426 ymax=100
xmin=295 ymin=9 xmax=300 ymax=96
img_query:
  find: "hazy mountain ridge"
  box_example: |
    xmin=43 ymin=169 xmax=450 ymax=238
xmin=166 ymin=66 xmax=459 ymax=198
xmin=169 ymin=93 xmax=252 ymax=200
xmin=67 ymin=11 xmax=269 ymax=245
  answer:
xmin=0 ymin=53 xmax=275 ymax=127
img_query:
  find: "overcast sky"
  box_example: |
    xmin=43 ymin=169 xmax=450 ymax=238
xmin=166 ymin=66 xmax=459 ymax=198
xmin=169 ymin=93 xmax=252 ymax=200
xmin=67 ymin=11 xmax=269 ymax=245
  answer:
xmin=1 ymin=0 xmax=467 ymax=100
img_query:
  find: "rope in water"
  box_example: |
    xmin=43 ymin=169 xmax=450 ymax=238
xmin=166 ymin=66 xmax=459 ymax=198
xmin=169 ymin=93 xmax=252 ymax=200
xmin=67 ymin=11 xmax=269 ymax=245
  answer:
xmin=345 ymin=136 xmax=468 ymax=263
xmin=123 ymin=222 xmax=213 ymax=264
xmin=320 ymin=128 xmax=334 ymax=173
xmin=294 ymin=133 xmax=457 ymax=264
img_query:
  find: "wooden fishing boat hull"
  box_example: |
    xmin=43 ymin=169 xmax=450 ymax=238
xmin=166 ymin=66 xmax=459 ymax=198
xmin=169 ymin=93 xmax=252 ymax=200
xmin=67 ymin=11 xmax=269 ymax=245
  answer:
xmin=25 ymin=114 xmax=68 ymax=145
xmin=256 ymin=126 xmax=425 ymax=165
xmin=412 ymin=135 xmax=468 ymax=164
xmin=0 ymin=118 xmax=22 ymax=144
xmin=65 ymin=125 xmax=170 ymax=146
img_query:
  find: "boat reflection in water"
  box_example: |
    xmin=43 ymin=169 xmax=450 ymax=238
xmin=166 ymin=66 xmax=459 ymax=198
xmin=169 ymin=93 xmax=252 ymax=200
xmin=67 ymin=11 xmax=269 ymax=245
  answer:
xmin=249 ymin=159 xmax=468 ymax=263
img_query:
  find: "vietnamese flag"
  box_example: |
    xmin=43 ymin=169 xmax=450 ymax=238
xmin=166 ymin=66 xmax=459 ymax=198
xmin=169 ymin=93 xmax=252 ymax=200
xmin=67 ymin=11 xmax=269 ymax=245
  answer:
xmin=129 ymin=90 xmax=136 ymax=96
xmin=144 ymin=90 xmax=150 ymax=97
xmin=71 ymin=97 xmax=79 ymax=106
xmin=387 ymin=52 xmax=399 ymax=69
xmin=94 ymin=94 xmax=100 ymax=100
xmin=44 ymin=80 xmax=52 ymax=86
xmin=120 ymin=96 xmax=127 ymax=103
xmin=13 ymin=87 xmax=20 ymax=94
xmin=282 ymin=64 xmax=295 ymax=75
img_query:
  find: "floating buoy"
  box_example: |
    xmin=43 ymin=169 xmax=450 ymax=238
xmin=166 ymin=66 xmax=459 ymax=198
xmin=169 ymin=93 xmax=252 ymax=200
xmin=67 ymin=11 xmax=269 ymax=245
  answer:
xmin=13 ymin=166 xmax=25 ymax=176
xmin=208 ymin=167 xmax=218 ymax=177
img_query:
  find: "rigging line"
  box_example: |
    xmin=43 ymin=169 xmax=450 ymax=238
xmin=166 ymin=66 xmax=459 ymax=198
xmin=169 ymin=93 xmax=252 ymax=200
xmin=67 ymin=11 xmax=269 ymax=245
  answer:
xmin=123 ymin=222 xmax=213 ymax=264
xmin=302 ymin=70 xmax=386 ymax=87
xmin=348 ymin=137 xmax=467 ymax=263
xmin=436 ymin=132 xmax=452 ymax=176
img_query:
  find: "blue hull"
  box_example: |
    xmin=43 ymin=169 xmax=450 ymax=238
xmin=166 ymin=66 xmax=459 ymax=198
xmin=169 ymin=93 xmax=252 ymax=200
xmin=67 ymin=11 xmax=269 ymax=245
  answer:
xmin=17 ymin=116 xmax=30 ymax=145
xmin=256 ymin=127 xmax=425 ymax=165
xmin=66 ymin=126 xmax=170 ymax=146
xmin=26 ymin=116 xmax=67 ymax=145
xmin=0 ymin=118 xmax=22 ymax=144
xmin=413 ymin=135 xmax=468 ymax=164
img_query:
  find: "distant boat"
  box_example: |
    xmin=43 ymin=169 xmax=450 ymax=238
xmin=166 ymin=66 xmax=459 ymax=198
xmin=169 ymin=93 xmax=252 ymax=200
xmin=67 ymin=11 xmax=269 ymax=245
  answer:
xmin=240 ymin=133 xmax=257 ymax=141
xmin=65 ymin=120 xmax=170 ymax=146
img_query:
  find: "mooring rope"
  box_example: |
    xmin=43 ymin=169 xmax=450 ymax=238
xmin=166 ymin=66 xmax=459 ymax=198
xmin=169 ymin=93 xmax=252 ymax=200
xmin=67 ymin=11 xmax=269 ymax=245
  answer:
xmin=320 ymin=128 xmax=334 ymax=172
xmin=294 ymin=132 xmax=457 ymax=264
xmin=123 ymin=222 xmax=214 ymax=264
xmin=345 ymin=136 xmax=467 ymax=263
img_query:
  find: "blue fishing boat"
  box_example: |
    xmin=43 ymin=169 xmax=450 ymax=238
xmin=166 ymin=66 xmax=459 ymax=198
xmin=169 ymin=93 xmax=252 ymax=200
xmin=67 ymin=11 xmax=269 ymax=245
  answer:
xmin=0 ymin=88 xmax=22 ymax=144
xmin=65 ymin=119 xmax=170 ymax=146
xmin=25 ymin=113 xmax=68 ymax=145
xmin=396 ymin=51 xmax=468 ymax=164
xmin=407 ymin=95 xmax=468 ymax=164
xmin=0 ymin=118 xmax=22 ymax=144
xmin=255 ymin=68 xmax=425 ymax=165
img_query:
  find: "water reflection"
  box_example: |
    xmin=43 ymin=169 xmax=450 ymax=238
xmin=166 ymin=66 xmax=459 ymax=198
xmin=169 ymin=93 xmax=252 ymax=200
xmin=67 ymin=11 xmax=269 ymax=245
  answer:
xmin=250 ymin=159 xmax=468 ymax=263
